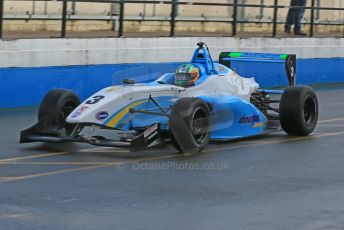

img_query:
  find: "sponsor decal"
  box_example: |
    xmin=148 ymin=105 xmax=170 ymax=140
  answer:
xmin=216 ymin=66 xmax=225 ymax=72
xmin=180 ymin=67 xmax=187 ymax=72
xmin=71 ymin=106 xmax=89 ymax=118
xmin=147 ymin=131 xmax=159 ymax=141
xmin=253 ymin=122 xmax=265 ymax=128
xmin=239 ymin=114 xmax=260 ymax=126
xmin=290 ymin=66 xmax=295 ymax=77
xmin=96 ymin=111 xmax=109 ymax=120
xmin=106 ymin=86 xmax=119 ymax=93
xmin=144 ymin=123 xmax=158 ymax=139
xmin=237 ymin=52 xmax=282 ymax=60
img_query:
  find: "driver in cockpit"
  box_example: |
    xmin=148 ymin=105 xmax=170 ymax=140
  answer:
xmin=175 ymin=64 xmax=200 ymax=87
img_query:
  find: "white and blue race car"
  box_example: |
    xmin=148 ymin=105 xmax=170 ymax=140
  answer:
xmin=20 ymin=42 xmax=319 ymax=153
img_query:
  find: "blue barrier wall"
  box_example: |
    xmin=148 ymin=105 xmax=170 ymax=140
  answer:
xmin=0 ymin=58 xmax=343 ymax=108
xmin=0 ymin=63 xmax=181 ymax=108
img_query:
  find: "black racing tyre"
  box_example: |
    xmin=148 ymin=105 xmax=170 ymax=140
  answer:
xmin=169 ymin=98 xmax=211 ymax=153
xmin=170 ymin=134 xmax=182 ymax=153
xmin=38 ymin=89 xmax=80 ymax=135
xmin=279 ymin=86 xmax=318 ymax=135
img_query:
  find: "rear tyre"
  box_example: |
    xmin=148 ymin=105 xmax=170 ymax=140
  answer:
xmin=39 ymin=89 xmax=80 ymax=135
xmin=169 ymin=98 xmax=211 ymax=153
xmin=279 ymin=86 xmax=318 ymax=135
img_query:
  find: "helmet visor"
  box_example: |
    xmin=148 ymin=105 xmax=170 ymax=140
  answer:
xmin=176 ymin=73 xmax=193 ymax=82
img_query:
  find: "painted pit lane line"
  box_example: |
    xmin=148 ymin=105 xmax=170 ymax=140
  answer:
xmin=1 ymin=129 xmax=344 ymax=184
xmin=0 ymin=117 xmax=344 ymax=163
xmin=0 ymin=152 xmax=67 ymax=162
xmin=0 ymin=147 xmax=130 ymax=163
xmin=318 ymin=124 xmax=344 ymax=127
xmin=318 ymin=117 xmax=344 ymax=123
xmin=22 ymin=122 xmax=344 ymax=158
xmin=0 ymin=153 xmax=186 ymax=183
xmin=0 ymin=161 xmax=112 ymax=165
xmin=0 ymin=130 xmax=339 ymax=166
xmin=0 ymin=116 xmax=342 ymax=164
xmin=207 ymin=130 xmax=344 ymax=153
xmin=0 ymin=116 xmax=343 ymax=180
xmin=79 ymin=147 xmax=130 ymax=153
xmin=0 ymin=116 xmax=342 ymax=162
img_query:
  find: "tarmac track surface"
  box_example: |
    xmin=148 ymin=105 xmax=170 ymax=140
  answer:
xmin=0 ymin=86 xmax=344 ymax=230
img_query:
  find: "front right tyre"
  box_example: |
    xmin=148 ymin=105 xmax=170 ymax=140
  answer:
xmin=169 ymin=97 xmax=211 ymax=153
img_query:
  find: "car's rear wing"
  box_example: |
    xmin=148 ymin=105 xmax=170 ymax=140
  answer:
xmin=219 ymin=52 xmax=296 ymax=86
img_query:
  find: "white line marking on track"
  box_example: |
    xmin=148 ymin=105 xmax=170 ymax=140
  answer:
xmin=0 ymin=152 xmax=67 ymax=162
xmin=0 ymin=177 xmax=19 ymax=179
xmin=0 ymin=161 xmax=110 ymax=165
xmin=0 ymin=153 xmax=184 ymax=183
xmin=318 ymin=117 xmax=344 ymax=123
xmin=2 ymin=131 xmax=344 ymax=183
xmin=207 ymin=131 xmax=344 ymax=153
xmin=0 ymin=117 xmax=343 ymax=173
xmin=58 ymin=199 xmax=78 ymax=203
xmin=79 ymin=147 xmax=130 ymax=153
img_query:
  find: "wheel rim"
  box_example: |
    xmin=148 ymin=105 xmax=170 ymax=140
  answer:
xmin=60 ymin=101 xmax=78 ymax=134
xmin=303 ymin=97 xmax=316 ymax=124
xmin=191 ymin=107 xmax=209 ymax=145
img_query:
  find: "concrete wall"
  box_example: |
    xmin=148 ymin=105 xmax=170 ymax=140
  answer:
xmin=1 ymin=37 xmax=343 ymax=68
xmin=0 ymin=37 xmax=343 ymax=108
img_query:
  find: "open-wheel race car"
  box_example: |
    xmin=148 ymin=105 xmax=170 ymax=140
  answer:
xmin=20 ymin=42 xmax=319 ymax=153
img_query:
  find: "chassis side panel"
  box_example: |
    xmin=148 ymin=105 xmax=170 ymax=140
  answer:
xmin=197 ymin=95 xmax=268 ymax=140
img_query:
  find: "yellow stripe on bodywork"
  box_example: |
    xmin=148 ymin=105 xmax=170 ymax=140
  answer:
xmin=253 ymin=122 xmax=266 ymax=128
xmin=105 ymin=99 xmax=149 ymax=127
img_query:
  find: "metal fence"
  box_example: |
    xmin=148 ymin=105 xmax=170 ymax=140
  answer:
xmin=0 ymin=0 xmax=343 ymax=39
